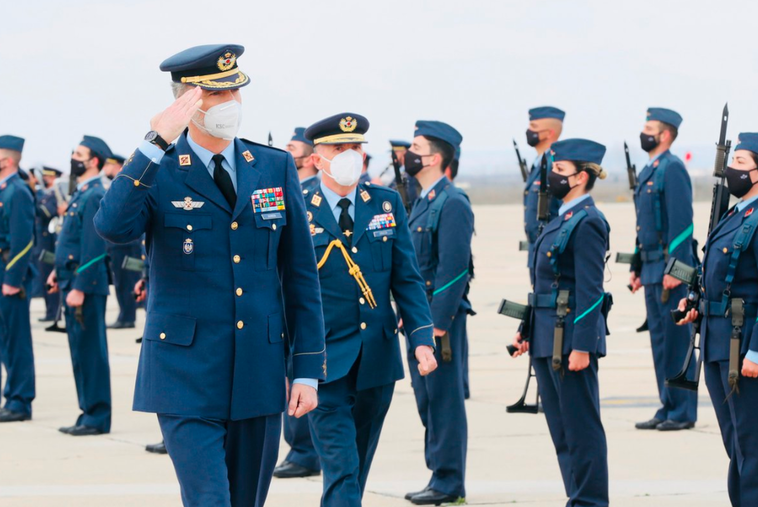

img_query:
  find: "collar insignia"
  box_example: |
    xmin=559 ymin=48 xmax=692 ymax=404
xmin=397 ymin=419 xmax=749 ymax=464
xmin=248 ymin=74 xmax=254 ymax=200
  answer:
xmin=360 ymin=189 xmax=371 ymax=203
xmin=747 ymin=208 xmax=754 ymax=218
xmin=242 ymin=150 xmax=254 ymax=163
xmin=653 ymin=160 xmax=660 ymax=168
xmin=428 ymin=189 xmax=436 ymax=201
xmin=179 ymin=154 xmax=192 ymax=166
xmin=311 ymin=194 xmax=322 ymax=207
xmin=565 ymin=211 xmax=573 ymax=220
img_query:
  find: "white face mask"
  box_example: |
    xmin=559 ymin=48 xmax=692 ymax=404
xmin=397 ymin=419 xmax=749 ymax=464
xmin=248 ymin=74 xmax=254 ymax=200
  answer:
xmin=319 ymin=149 xmax=364 ymax=187
xmin=192 ymin=99 xmax=242 ymax=140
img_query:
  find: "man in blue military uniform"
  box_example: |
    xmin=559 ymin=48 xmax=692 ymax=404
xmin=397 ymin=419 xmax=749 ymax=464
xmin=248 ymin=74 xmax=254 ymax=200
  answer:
xmin=388 ymin=140 xmax=421 ymax=203
xmin=32 ymin=167 xmax=62 ymax=322
xmin=94 ymin=44 xmax=325 ymax=507
xmin=47 ymin=135 xmax=112 ymax=435
xmin=403 ymin=121 xmax=474 ymax=506
xmin=0 ymin=135 xmax=37 ymax=423
xmin=302 ymin=113 xmax=437 ymax=507
xmin=523 ymin=107 xmax=564 ymax=272
xmin=629 ymin=108 xmax=698 ymax=431
xmin=274 ymin=126 xmax=323 ymax=480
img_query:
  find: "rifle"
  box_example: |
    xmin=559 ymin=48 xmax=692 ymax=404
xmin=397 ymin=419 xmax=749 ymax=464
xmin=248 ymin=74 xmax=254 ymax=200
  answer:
xmin=268 ymin=132 xmax=273 ymax=147
xmin=513 ymin=139 xmax=528 ymax=182
xmin=498 ymin=299 xmax=539 ymax=414
xmin=666 ymin=103 xmax=732 ymax=392
xmin=122 ymin=255 xmax=145 ymax=273
xmin=536 ymin=154 xmax=549 ymax=235
xmin=390 ymin=142 xmax=411 ymax=213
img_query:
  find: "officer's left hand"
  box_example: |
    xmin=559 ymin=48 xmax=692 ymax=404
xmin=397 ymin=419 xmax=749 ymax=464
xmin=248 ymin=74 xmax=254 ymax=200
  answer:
xmin=742 ymin=357 xmax=758 ymax=378
xmin=568 ymin=351 xmax=590 ymax=372
xmin=433 ymin=327 xmax=446 ymax=337
xmin=66 ymin=289 xmax=85 ymax=308
xmin=1 ymin=284 xmax=20 ymax=296
xmin=415 ymin=346 xmax=438 ymax=376
xmin=662 ymin=274 xmax=682 ymax=290
xmin=288 ymin=383 xmax=318 ymax=418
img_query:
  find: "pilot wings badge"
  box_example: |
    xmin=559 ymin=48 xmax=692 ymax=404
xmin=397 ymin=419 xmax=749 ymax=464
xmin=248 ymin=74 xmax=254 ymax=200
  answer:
xmin=172 ymin=196 xmax=205 ymax=211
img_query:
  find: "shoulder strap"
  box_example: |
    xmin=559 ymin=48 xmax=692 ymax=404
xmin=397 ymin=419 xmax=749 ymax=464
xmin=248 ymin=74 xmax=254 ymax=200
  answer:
xmin=426 ymin=188 xmax=450 ymax=234
xmin=549 ymin=209 xmax=589 ymax=276
xmin=725 ymin=210 xmax=758 ymax=287
xmin=651 ymin=157 xmax=670 ymax=236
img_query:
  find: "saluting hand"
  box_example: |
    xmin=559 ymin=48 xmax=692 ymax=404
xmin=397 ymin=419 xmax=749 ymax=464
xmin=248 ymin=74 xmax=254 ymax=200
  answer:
xmin=742 ymin=358 xmax=758 ymax=378
xmin=288 ymin=383 xmax=318 ymax=419
xmin=150 ymin=87 xmax=204 ymax=143
xmin=415 ymin=345 xmax=438 ymax=376
xmin=675 ymin=297 xmax=698 ymax=325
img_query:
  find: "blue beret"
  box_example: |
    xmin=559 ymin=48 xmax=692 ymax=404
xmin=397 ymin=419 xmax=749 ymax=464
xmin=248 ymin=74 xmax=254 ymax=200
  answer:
xmin=736 ymin=133 xmax=758 ymax=155
xmin=529 ymin=106 xmax=565 ymax=122
xmin=290 ymin=127 xmax=313 ymax=146
xmin=79 ymin=136 xmax=113 ymax=160
xmin=550 ymin=138 xmax=606 ymax=165
xmin=414 ymin=121 xmax=463 ymax=150
xmin=389 ymin=140 xmax=411 ymax=150
xmin=305 ymin=113 xmax=369 ymax=145
xmin=0 ymin=135 xmax=25 ymax=153
xmin=647 ymin=108 xmax=682 ymax=129
xmin=42 ymin=166 xmax=62 ymax=177
xmin=160 ymin=44 xmax=249 ymax=91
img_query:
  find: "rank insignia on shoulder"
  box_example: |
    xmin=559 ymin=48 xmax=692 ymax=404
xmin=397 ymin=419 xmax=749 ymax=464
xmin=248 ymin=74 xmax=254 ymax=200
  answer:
xmin=242 ymin=150 xmax=254 ymax=163
xmin=747 ymin=208 xmax=754 ymax=218
xmin=183 ymin=238 xmax=194 ymax=255
xmin=251 ymin=187 xmax=286 ymax=213
xmin=360 ymin=189 xmax=371 ymax=203
xmin=307 ymin=211 xmax=313 ymax=222
xmin=368 ymin=213 xmax=397 ymax=230
xmin=179 ymin=154 xmax=192 ymax=166
xmin=565 ymin=211 xmax=573 ymax=220
xmin=428 ymin=189 xmax=436 ymax=201
xmin=126 ymin=151 xmax=135 ymax=165
xmin=382 ymin=200 xmax=392 ymax=213
xmin=172 ymin=196 xmax=205 ymax=211
xmin=311 ymin=194 xmax=322 ymax=207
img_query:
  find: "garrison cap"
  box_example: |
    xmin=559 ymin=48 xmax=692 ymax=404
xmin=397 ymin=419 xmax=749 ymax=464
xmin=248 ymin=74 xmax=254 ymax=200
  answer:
xmin=305 ymin=113 xmax=369 ymax=145
xmin=106 ymin=154 xmax=126 ymax=165
xmin=646 ymin=107 xmax=682 ymax=129
xmin=290 ymin=127 xmax=313 ymax=147
xmin=390 ymin=140 xmax=411 ymax=151
xmin=0 ymin=135 xmax=25 ymax=153
xmin=414 ymin=120 xmax=463 ymax=151
xmin=736 ymin=133 xmax=758 ymax=155
xmin=550 ymin=138 xmax=606 ymax=165
xmin=42 ymin=166 xmax=63 ymax=177
xmin=160 ymin=44 xmax=250 ymax=90
xmin=454 ymin=145 xmax=461 ymax=161
xmin=529 ymin=106 xmax=565 ymax=122
xmin=79 ymin=136 xmax=113 ymax=160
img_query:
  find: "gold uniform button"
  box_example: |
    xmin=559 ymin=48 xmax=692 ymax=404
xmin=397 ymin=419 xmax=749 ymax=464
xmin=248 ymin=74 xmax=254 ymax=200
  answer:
xmin=352 ymin=246 xmax=358 ymax=253
xmin=272 ymin=224 xmax=277 ymax=231
xmin=417 ymin=226 xmax=423 ymax=232
xmin=186 ymin=224 xmax=193 ymax=231
xmin=141 ymin=255 xmax=146 ymax=260
xmin=360 ymin=322 xmax=367 ymax=330
xmin=231 ymin=222 xmax=238 ymax=230
xmin=68 ymin=254 xmax=74 ymax=260
xmin=394 ymin=328 xmax=398 ymax=334
xmin=383 ymin=236 xmax=388 ymax=242
xmin=233 ymin=255 xmax=241 ymax=263
xmin=237 ymin=321 xmax=244 ymax=329
xmin=134 ymin=180 xmax=140 ymax=187
xmin=723 ymin=247 xmax=728 ymax=254
xmin=359 ymin=297 xmax=365 ymax=305
xmin=159 ymin=333 xmax=166 ymax=340
xmin=547 ymin=252 xmax=552 ymax=257
xmin=236 ymin=288 xmax=243 ymax=296
xmin=426 ymin=281 xmax=432 ymax=286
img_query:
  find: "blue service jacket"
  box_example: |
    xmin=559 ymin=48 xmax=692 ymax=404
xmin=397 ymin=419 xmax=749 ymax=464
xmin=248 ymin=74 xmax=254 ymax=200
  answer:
xmin=701 ymin=206 xmax=758 ymax=362
xmin=0 ymin=174 xmax=35 ymax=287
xmin=409 ymin=177 xmax=474 ymax=332
xmin=306 ymin=182 xmax=434 ymax=391
xmin=530 ymin=197 xmax=609 ymax=358
xmin=55 ymin=178 xmax=109 ymax=295
xmin=634 ymin=150 xmax=695 ymax=284
xmin=94 ymin=133 xmax=326 ymax=420
xmin=300 ymin=176 xmax=320 ymax=198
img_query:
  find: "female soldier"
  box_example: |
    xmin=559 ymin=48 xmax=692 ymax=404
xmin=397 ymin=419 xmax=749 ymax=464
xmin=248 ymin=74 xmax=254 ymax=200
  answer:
xmin=512 ymin=139 xmax=611 ymax=507
xmin=677 ymin=133 xmax=758 ymax=506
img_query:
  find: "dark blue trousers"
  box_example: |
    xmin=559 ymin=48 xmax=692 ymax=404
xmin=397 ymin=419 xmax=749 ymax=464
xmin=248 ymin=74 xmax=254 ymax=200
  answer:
xmin=282 ymin=410 xmax=320 ymax=471
xmin=408 ymin=308 xmax=468 ymax=498
xmin=644 ymin=283 xmax=698 ymax=422
xmin=63 ymin=292 xmax=111 ymax=432
xmin=158 ymin=413 xmax=281 ymax=507
xmin=107 ymin=244 xmax=141 ymax=323
xmin=533 ymin=355 xmax=609 ymax=507
xmin=704 ymin=360 xmax=758 ymax=507
xmin=0 ymin=278 xmax=35 ymax=415
xmin=308 ymin=362 xmax=395 ymax=507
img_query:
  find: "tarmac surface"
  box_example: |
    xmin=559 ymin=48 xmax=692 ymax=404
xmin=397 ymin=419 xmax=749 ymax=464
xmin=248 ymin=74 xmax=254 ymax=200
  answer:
xmin=0 ymin=201 xmax=733 ymax=506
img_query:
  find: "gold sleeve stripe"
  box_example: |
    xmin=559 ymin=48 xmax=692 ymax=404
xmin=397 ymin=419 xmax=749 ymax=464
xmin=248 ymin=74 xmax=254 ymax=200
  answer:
xmin=5 ymin=240 xmax=33 ymax=271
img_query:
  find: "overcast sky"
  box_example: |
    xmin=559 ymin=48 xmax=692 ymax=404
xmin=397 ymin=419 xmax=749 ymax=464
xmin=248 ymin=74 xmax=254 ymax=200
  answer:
xmin=2 ymin=0 xmax=757 ymax=174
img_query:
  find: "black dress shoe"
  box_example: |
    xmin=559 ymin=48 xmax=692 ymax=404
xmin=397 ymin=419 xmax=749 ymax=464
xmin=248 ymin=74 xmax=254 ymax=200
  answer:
xmin=145 ymin=441 xmax=167 ymax=454
xmin=0 ymin=410 xmax=31 ymax=422
xmin=657 ymin=420 xmax=695 ymax=431
xmin=273 ymin=460 xmax=320 ymax=478
xmin=410 ymin=489 xmax=462 ymax=505
xmin=635 ymin=417 xmax=662 ymax=430
xmin=59 ymin=425 xmax=78 ymax=434
xmin=38 ymin=317 xmax=55 ymax=323
xmin=107 ymin=321 xmax=135 ymax=329
xmin=67 ymin=425 xmax=105 ymax=436
xmin=405 ymin=486 xmax=431 ymax=500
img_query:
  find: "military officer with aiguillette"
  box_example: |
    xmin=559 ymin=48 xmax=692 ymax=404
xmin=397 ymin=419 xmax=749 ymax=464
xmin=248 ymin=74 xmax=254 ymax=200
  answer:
xmin=93 ymin=44 xmax=325 ymax=507
xmin=302 ymin=112 xmax=437 ymax=507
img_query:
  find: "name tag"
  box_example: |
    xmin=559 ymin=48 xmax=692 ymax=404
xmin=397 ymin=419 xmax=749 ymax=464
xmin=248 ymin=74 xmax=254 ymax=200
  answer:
xmin=262 ymin=212 xmax=283 ymax=220
xmin=373 ymin=229 xmax=395 ymax=238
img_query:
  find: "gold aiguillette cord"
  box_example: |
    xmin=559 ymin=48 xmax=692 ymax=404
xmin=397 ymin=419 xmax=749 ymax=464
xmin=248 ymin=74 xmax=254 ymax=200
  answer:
xmin=317 ymin=239 xmax=377 ymax=309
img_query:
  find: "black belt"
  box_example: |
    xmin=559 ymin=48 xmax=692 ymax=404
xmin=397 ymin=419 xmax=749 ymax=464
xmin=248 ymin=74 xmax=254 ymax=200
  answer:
xmin=528 ymin=292 xmax=576 ymax=309
xmin=703 ymin=300 xmax=758 ymax=319
xmin=640 ymin=249 xmax=666 ymax=263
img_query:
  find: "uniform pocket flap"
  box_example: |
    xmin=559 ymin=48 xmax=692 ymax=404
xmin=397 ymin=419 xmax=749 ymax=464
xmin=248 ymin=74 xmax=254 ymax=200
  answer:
xmin=367 ymin=228 xmax=396 ymax=242
xmin=164 ymin=213 xmax=212 ymax=231
xmin=254 ymin=212 xmax=287 ymax=230
xmin=144 ymin=313 xmax=197 ymax=346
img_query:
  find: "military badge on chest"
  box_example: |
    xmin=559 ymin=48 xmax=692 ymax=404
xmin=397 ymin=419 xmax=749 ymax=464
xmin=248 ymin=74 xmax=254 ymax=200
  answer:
xmin=251 ymin=187 xmax=286 ymax=220
xmin=183 ymin=238 xmax=194 ymax=255
xmin=368 ymin=213 xmax=397 ymax=238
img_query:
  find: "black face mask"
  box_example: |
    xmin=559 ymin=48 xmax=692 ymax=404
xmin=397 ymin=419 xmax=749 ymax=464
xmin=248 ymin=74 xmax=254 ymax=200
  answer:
xmin=725 ymin=166 xmax=758 ymax=198
xmin=404 ymin=150 xmax=428 ymax=177
xmin=640 ymin=132 xmax=659 ymax=153
xmin=547 ymin=170 xmax=577 ymax=199
xmin=526 ymin=129 xmax=541 ymax=147
xmin=70 ymin=158 xmax=88 ymax=177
